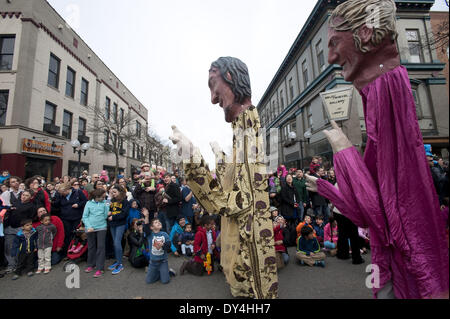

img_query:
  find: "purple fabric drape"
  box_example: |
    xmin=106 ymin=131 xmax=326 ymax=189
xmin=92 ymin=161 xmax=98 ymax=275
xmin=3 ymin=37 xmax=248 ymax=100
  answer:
xmin=317 ymin=66 xmax=449 ymax=299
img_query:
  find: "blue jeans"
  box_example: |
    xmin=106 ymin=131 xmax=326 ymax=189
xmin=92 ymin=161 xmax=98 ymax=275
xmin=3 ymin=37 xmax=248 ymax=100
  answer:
xmin=282 ymin=252 xmax=289 ymax=265
xmin=110 ymin=224 xmax=127 ymax=265
xmin=146 ymin=259 xmax=170 ymax=284
xmin=324 ymin=241 xmax=336 ymax=249
xmin=298 ymin=202 xmax=305 ymax=222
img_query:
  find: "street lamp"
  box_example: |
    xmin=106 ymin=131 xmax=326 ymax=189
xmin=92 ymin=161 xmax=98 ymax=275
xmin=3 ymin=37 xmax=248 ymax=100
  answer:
xmin=71 ymin=139 xmax=90 ymax=178
xmin=288 ymin=130 xmax=311 ymax=170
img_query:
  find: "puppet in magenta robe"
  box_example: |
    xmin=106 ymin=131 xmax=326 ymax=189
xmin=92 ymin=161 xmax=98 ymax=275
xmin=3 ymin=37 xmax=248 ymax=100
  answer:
xmin=306 ymin=0 xmax=449 ymax=299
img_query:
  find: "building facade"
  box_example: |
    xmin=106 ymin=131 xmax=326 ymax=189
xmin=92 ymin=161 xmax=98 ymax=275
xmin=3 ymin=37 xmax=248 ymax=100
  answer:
xmin=257 ymin=0 xmax=449 ymax=171
xmin=0 ymin=0 xmax=154 ymax=181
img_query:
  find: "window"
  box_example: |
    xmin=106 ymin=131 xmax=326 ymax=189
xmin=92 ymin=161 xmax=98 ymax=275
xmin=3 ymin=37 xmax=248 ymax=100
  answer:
xmin=119 ymin=137 xmax=124 ymax=151
xmin=112 ymin=103 xmax=118 ymax=124
xmin=48 ymin=53 xmax=60 ymax=88
xmin=406 ymin=29 xmax=422 ymax=63
xmin=44 ymin=101 xmax=56 ymax=125
xmin=65 ymin=67 xmax=75 ymax=98
xmin=280 ymin=90 xmax=284 ymax=110
xmin=302 ymin=60 xmax=309 ymax=87
xmin=80 ymin=78 xmax=88 ymax=106
xmin=133 ymin=143 xmax=136 ymax=159
xmin=289 ymin=78 xmax=294 ymax=101
xmin=104 ymin=130 xmax=110 ymax=145
xmin=78 ymin=117 xmax=86 ymax=137
xmin=62 ymin=110 xmax=73 ymax=139
xmin=112 ymin=133 xmax=117 ymax=148
xmin=105 ymin=97 xmax=111 ymax=120
xmin=136 ymin=121 xmax=141 ymax=139
xmin=272 ymin=100 xmax=277 ymax=116
xmin=307 ymin=105 xmax=313 ymax=129
xmin=119 ymin=108 xmax=124 ymax=129
xmin=0 ymin=35 xmax=15 ymax=70
xmin=316 ymin=39 xmax=325 ymax=72
xmin=0 ymin=90 xmax=8 ymax=126
xmin=141 ymin=146 xmax=144 ymax=160
xmin=411 ymin=89 xmax=423 ymax=119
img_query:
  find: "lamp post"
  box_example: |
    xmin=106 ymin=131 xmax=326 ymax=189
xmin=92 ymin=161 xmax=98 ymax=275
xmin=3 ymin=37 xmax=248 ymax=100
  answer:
xmin=71 ymin=139 xmax=90 ymax=178
xmin=288 ymin=130 xmax=312 ymax=170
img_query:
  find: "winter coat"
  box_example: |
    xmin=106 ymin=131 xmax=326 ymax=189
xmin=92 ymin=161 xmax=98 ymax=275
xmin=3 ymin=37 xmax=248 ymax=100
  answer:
xmin=164 ymin=182 xmax=182 ymax=218
xmin=193 ymin=226 xmax=217 ymax=264
xmin=180 ymin=231 xmax=195 ymax=245
xmin=53 ymin=189 xmax=87 ymax=222
xmin=35 ymin=223 xmax=57 ymax=249
xmin=108 ymin=198 xmax=129 ymax=228
xmin=127 ymin=230 xmax=148 ymax=265
xmin=11 ymin=228 xmax=38 ymax=257
xmin=32 ymin=216 xmax=64 ymax=252
xmin=133 ymin=183 xmax=157 ymax=212
xmin=169 ymin=222 xmax=184 ymax=253
xmin=31 ymin=188 xmax=51 ymax=214
xmin=126 ymin=208 xmax=142 ymax=228
xmin=280 ymin=183 xmax=300 ymax=218
xmin=297 ymin=236 xmax=320 ymax=256
xmin=324 ymin=223 xmax=338 ymax=243
xmin=292 ymin=177 xmax=308 ymax=203
xmin=273 ymin=224 xmax=286 ymax=253
xmin=309 ymin=174 xmax=328 ymax=207
xmin=6 ymin=201 xmax=37 ymax=229
xmin=82 ymin=200 xmax=109 ymax=231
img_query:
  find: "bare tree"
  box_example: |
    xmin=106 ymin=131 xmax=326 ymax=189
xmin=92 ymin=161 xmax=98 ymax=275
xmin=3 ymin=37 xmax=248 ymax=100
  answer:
xmin=86 ymin=102 xmax=141 ymax=178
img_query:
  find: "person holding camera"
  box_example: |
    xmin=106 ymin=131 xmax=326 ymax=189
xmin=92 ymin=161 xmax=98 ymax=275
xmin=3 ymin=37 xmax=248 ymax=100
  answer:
xmin=127 ymin=217 xmax=149 ymax=269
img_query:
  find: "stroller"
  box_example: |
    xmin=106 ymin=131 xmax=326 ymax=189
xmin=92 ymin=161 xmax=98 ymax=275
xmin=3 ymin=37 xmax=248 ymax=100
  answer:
xmin=63 ymin=222 xmax=89 ymax=271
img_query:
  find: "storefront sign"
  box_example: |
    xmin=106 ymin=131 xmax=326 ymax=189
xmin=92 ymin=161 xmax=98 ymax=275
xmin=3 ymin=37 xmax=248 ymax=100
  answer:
xmin=22 ymin=138 xmax=63 ymax=157
xmin=320 ymin=87 xmax=353 ymax=122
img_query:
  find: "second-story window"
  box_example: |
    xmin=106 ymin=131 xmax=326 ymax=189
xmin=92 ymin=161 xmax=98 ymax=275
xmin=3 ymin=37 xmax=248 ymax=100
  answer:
xmin=302 ymin=60 xmax=309 ymax=88
xmin=0 ymin=35 xmax=15 ymax=71
xmin=119 ymin=108 xmax=124 ymax=129
xmin=48 ymin=53 xmax=60 ymax=89
xmin=280 ymin=90 xmax=284 ymax=110
xmin=112 ymin=103 xmax=118 ymax=124
xmin=316 ymin=39 xmax=325 ymax=72
xmin=136 ymin=121 xmax=141 ymax=139
xmin=105 ymin=97 xmax=111 ymax=120
xmin=80 ymin=78 xmax=88 ymax=106
xmin=65 ymin=67 xmax=75 ymax=98
xmin=289 ymin=78 xmax=294 ymax=102
xmin=62 ymin=111 xmax=73 ymax=139
xmin=78 ymin=117 xmax=86 ymax=137
xmin=406 ymin=29 xmax=422 ymax=63
xmin=0 ymin=90 xmax=9 ymax=126
xmin=43 ymin=101 xmax=57 ymax=132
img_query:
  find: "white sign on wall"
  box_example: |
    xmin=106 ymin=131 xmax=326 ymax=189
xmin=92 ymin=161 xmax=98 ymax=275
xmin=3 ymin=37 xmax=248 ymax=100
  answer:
xmin=320 ymin=87 xmax=354 ymax=122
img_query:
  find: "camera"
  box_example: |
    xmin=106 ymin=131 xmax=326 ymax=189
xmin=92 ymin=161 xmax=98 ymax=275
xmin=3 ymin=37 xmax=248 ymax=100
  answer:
xmin=136 ymin=221 xmax=143 ymax=226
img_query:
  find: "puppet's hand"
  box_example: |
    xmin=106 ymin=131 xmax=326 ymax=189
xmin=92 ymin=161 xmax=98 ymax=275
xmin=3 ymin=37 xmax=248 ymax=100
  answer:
xmin=305 ymin=174 xmax=318 ymax=193
xmin=169 ymin=125 xmax=196 ymax=163
xmin=323 ymin=121 xmax=353 ymax=154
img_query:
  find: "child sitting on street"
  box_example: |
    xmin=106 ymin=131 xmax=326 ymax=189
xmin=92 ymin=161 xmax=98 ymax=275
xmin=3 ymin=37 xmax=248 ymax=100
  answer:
xmin=273 ymin=216 xmax=289 ymax=269
xmin=313 ymin=215 xmax=325 ymax=247
xmin=324 ymin=216 xmax=338 ymax=257
xmin=68 ymin=223 xmax=87 ymax=254
xmin=11 ymin=219 xmax=38 ymax=280
xmin=296 ymin=215 xmax=316 ymax=241
xmin=179 ymin=215 xmax=217 ymax=276
xmin=296 ymin=226 xmax=325 ymax=267
xmin=35 ymin=213 xmax=57 ymax=274
xmin=180 ymin=223 xmax=195 ymax=256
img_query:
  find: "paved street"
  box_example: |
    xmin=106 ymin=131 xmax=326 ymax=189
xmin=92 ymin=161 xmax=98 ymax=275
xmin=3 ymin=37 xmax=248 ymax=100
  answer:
xmin=0 ymin=248 xmax=373 ymax=299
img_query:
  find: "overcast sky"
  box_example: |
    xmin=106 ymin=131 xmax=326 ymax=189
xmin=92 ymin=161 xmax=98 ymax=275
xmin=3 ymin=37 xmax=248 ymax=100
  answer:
xmin=47 ymin=0 xmax=449 ymax=170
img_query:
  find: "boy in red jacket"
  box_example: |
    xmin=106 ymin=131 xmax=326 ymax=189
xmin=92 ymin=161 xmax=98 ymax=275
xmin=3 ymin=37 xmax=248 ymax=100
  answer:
xmin=179 ymin=214 xmax=218 ymax=276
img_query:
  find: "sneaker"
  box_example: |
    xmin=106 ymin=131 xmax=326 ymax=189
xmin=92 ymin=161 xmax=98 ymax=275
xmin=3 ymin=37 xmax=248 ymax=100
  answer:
xmin=12 ymin=274 xmax=19 ymax=280
xmin=35 ymin=269 xmax=43 ymax=274
xmin=68 ymin=245 xmax=76 ymax=253
xmin=108 ymin=262 xmax=119 ymax=271
xmin=169 ymin=268 xmax=176 ymax=277
xmin=179 ymin=261 xmax=189 ymax=275
xmin=352 ymin=258 xmax=365 ymax=265
xmin=27 ymin=272 xmax=34 ymax=277
xmin=112 ymin=264 xmax=123 ymax=275
xmin=84 ymin=266 xmax=94 ymax=273
xmin=44 ymin=269 xmax=51 ymax=274
xmin=318 ymin=261 xmax=325 ymax=268
xmin=5 ymin=268 xmax=14 ymax=274
xmin=93 ymin=270 xmax=103 ymax=278
xmin=144 ymin=266 xmax=149 ymax=273
xmin=73 ymin=246 xmax=83 ymax=254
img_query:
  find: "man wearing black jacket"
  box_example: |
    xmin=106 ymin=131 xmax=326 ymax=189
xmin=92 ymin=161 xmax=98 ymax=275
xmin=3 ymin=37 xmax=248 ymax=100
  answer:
xmin=162 ymin=173 xmax=182 ymax=234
